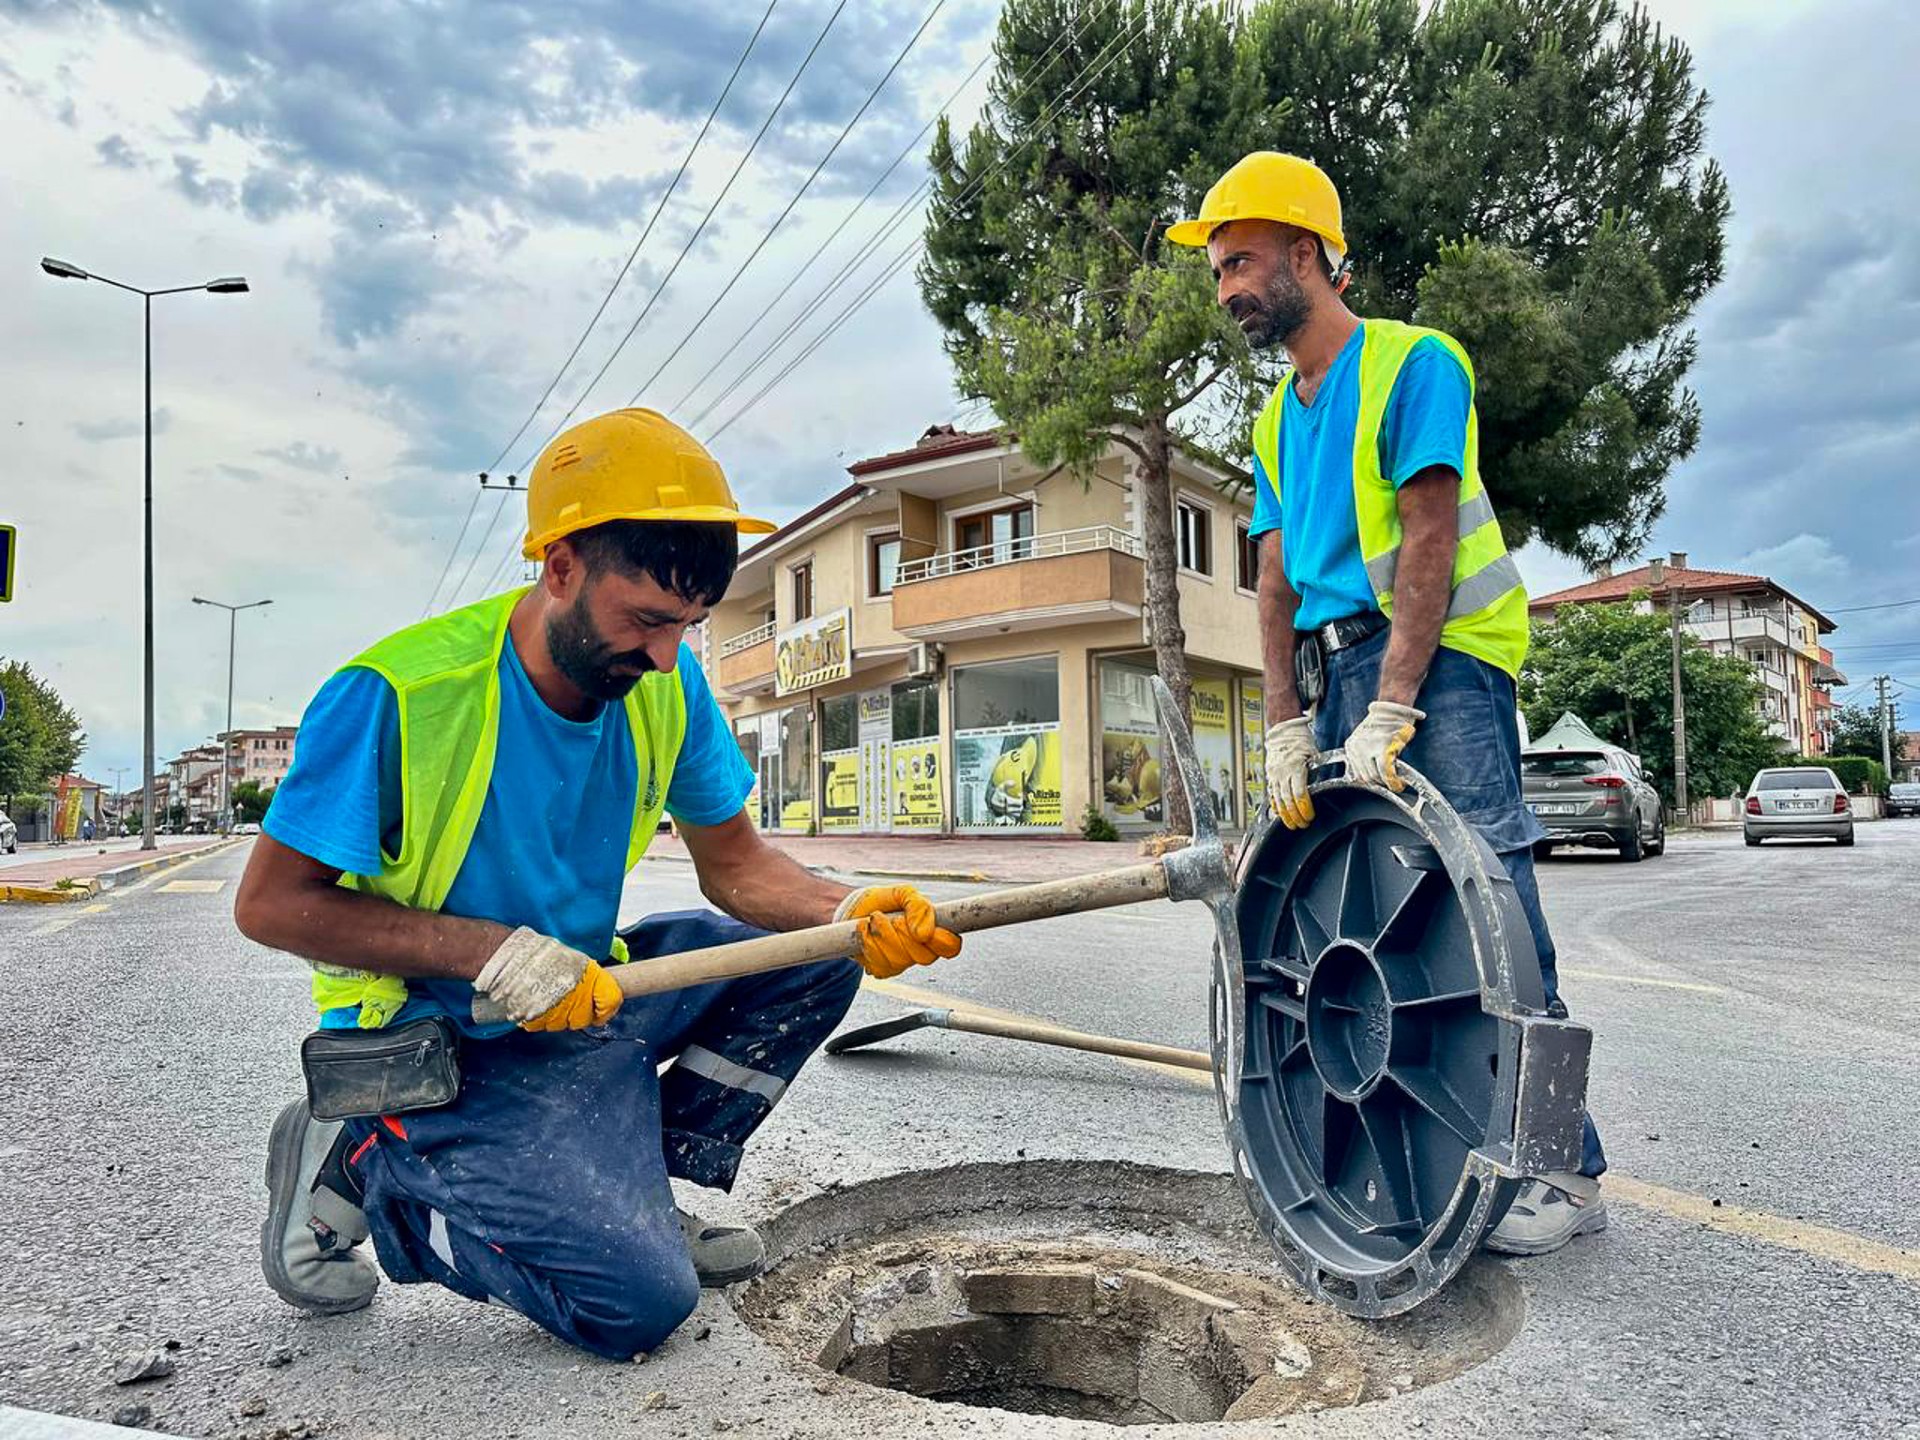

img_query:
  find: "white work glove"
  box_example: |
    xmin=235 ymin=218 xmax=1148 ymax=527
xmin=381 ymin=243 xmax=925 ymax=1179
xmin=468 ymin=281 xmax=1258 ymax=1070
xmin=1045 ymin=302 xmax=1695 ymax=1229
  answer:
xmin=474 ymin=925 xmax=619 ymax=1029
xmin=1344 ymin=701 xmax=1424 ymax=791
xmin=1264 ymin=718 xmax=1319 ymax=831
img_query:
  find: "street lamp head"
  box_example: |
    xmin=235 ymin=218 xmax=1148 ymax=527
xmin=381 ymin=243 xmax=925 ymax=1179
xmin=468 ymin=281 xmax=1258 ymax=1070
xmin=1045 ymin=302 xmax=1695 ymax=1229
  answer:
xmin=40 ymin=256 xmax=89 ymax=281
xmin=205 ymin=276 xmax=249 ymax=294
xmin=192 ymin=596 xmax=212 ymax=606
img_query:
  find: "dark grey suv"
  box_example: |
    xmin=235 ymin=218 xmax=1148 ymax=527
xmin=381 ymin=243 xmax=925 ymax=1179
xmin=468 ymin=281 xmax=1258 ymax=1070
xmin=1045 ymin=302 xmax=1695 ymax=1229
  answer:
xmin=1523 ymin=747 xmax=1666 ymax=861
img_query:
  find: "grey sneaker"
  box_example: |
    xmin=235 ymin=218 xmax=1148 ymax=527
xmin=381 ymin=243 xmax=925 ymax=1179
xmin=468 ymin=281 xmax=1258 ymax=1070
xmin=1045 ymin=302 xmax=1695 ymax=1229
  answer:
xmin=1487 ymin=1174 xmax=1608 ymax=1256
xmin=262 ymin=1100 xmax=379 ymax=1314
xmin=677 ymin=1208 xmax=765 ymax=1287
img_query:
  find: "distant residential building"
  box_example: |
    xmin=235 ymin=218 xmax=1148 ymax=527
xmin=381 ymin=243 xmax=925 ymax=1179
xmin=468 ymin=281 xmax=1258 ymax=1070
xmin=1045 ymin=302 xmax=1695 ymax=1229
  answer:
xmin=167 ymin=745 xmax=225 ymax=825
xmin=1529 ymin=552 xmax=1844 ymax=755
xmin=219 ymin=725 xmax=299 ymax=789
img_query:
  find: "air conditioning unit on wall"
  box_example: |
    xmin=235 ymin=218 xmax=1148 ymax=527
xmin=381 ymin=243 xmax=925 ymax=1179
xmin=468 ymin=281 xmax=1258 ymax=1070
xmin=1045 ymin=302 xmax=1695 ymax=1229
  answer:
xmin=907 ymin=642 xmax=944 ymax=679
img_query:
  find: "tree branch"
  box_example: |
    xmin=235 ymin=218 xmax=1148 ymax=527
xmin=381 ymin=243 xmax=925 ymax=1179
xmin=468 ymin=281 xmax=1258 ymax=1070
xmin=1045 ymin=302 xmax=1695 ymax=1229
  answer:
xmin=1172 ymin=361 xmax=1232 ymax=413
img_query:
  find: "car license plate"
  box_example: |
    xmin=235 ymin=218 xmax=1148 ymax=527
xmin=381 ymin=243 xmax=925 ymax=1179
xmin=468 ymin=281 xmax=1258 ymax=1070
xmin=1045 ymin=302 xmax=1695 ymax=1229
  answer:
xmin=1781 ymin=799 xmax=1819 ymax=811
xmin=1530 ymin=803 xmax=1578 ymax=815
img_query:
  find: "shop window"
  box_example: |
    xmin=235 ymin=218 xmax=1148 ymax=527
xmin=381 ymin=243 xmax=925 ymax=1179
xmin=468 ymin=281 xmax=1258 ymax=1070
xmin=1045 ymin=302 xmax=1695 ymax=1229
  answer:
xmin=891 ymin=679 xmax=940 ymax=742
xmin=819 ymin=695 xmax=860 ymax=832
xmin=821 ymin=694 xmax=858 ymax=753
xmin=790 ymin=562 xmax=813 ymax=621
xmin=869 ymin=533 xmax=902 ymax=596
xmin=952 ymin=656 xmax=1062 ymax=831
xmin=1176 ymin=498 xmax=1212 ymax=576
xmin=952 ymin=656 xmax=1060 ymax=730
xmin=1235 ymin=520 xmax=1258 ymax=592
xmin=778 ymin=706 xmax=813 ymax=831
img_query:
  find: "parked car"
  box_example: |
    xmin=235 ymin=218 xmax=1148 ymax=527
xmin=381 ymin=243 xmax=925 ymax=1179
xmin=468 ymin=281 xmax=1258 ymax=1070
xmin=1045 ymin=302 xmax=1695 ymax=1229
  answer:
xmin=1522 ymin=745 xmax=1665 ymax=861
xmin=0 ymin=808 xmax=15 ymax=854
xmin=1744 ymin=767 xmax=1854 ymax=846
xmin=1887 ymin=782 xmax=1920 ymax=819
xmin=233 ymin=821 xmax=262 ymax=835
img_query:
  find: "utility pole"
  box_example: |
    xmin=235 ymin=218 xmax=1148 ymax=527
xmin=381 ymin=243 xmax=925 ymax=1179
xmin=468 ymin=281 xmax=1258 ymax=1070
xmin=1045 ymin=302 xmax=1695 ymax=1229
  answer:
xmin=1669 ymin=580 xmax=1689 ymax=819
xmin=1876 ymin=675 xmax=1895 ymax=778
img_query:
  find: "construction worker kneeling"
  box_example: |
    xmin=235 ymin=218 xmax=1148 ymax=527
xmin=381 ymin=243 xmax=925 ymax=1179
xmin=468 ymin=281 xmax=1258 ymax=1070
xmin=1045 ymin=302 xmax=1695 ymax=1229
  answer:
xmin=233 ymin=409 xmax=960 ymax=1359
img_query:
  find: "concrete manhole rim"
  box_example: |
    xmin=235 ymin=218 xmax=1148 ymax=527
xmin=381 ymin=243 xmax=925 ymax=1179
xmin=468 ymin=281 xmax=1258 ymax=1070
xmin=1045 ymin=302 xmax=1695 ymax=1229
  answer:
xmin=732 ymin=1159 xmax=1525 ymax=1430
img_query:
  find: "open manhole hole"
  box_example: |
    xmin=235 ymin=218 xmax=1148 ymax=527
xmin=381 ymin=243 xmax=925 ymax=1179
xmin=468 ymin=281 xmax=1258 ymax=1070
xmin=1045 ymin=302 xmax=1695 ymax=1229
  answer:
xmin=735 ymin=1160 xmax=1522 ymax=1426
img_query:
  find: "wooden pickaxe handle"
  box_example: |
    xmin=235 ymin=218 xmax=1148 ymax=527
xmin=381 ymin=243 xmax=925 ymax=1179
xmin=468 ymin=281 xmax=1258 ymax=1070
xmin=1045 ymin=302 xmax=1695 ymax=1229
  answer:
xmin=608 ymin=859 xmax=1172 ymax=1000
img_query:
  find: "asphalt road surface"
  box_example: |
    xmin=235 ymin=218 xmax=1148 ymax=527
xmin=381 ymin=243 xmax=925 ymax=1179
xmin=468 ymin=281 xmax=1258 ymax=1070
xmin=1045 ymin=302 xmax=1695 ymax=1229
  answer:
xmin=1 ymin=824 xmax=1916 ymax=1438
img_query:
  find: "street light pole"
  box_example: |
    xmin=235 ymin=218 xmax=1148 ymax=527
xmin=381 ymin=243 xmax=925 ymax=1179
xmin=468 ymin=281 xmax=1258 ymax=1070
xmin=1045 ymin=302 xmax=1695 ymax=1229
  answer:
xmin=40 ymin=257 xmax=249 ymax=851
xmin=191 ymin=596 xmax=272 ymax=832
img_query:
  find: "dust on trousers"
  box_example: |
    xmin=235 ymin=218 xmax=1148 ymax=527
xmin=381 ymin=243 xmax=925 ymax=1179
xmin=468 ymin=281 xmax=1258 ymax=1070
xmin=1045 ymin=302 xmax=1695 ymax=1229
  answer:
xmin=343 ymin=910 xmax=863 ymax=1359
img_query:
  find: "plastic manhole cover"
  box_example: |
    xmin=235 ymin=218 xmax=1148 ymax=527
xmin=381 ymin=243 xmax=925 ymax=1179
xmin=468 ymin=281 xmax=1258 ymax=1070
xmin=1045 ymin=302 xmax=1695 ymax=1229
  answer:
xmin=733 ymin=1160 xmax=1522 ymax=1427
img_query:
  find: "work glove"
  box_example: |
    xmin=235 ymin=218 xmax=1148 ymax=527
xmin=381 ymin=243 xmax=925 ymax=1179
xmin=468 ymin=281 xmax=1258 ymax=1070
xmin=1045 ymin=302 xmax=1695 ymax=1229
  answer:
xmin=475 ymin=926 xmax=624 ymax=1031
xmin=834 ymin=884 xmax=962 ymax=980
xmin=1344 ymin=701 xmax=1424 ymax=792
xmin=1264 ymin=718 xmax=1319 ymax=831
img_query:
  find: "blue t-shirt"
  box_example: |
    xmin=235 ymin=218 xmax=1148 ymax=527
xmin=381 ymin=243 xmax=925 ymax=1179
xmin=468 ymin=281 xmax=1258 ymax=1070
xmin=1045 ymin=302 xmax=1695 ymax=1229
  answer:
xmin=1248 ymin=324 xmax=1473 ymax=630
xmin=264 ymin=637 xmax=753 ymax=1035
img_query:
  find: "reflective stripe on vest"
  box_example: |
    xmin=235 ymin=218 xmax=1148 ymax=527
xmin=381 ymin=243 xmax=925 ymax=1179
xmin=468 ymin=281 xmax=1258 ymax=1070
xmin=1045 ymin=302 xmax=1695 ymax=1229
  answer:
xmin=309 ymin=588 xmax=688 ymax=1027
xmin=1251 ymin=318 xmax=1530 ymax=678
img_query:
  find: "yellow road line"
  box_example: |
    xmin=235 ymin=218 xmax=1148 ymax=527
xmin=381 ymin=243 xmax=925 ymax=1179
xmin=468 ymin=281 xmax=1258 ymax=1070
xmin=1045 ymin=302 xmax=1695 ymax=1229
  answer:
xmin=1604 ymin=1175 xmax=1920 ymax=1285
xmin=1558 ymin=967 xmax=1725 ymax=995
xmin=157 ymin=878 xmax=226 ymax=894
xmin=859 ymin=979 xmax=1919 ymax=1285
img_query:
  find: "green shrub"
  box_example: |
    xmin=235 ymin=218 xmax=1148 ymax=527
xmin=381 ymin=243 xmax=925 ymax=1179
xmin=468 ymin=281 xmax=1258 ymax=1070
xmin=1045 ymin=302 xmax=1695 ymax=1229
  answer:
xmin=1079 ymin=804 xmax=1119 ymax=842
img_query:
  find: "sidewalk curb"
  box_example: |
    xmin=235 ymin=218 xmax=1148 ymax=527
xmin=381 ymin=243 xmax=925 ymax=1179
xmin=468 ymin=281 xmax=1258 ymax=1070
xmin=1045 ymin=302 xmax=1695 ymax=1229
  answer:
xmin=0 ymin=838 xmax=246 ymax=906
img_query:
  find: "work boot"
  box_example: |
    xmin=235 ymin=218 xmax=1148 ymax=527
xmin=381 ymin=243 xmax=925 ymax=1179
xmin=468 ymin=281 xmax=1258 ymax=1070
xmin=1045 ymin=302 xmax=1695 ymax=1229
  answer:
xmin=261 ymin=1099 xmax=379 ymax=1314
xmin=1486 ymin=1173 xmax=1608 ymax=1257
xmin=677 ymin=1208 xmax=765 ymax=1287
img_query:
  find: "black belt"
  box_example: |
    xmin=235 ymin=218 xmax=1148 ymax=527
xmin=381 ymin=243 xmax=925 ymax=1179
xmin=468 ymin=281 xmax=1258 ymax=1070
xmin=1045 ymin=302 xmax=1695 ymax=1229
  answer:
xmin=1316 ymin=610 xmax=1390 ymax=654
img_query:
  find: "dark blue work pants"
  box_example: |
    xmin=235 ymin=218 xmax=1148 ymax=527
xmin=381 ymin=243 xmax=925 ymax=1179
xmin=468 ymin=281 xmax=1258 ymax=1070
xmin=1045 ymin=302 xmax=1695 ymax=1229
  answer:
xmin=346 ymin=910 xmax=862 ymax=1359
xmin=1314 ymin=631 xmax=1607 ymax=1180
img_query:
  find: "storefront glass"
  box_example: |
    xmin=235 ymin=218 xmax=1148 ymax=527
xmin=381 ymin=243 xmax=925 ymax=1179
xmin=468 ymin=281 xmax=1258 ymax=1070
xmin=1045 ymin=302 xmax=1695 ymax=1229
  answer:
xmin=1240 ymin=678 xmax=1266 ymax=821
xmin=819 ymin=695 xmax=860 ymax=832
xmin=889 ymin=679 xmax=942 ymax=831
xmin=777 ymin=705 xmax=814 ymax=832
xmin=952 ymin=657 xmax=1062 ymax=830
xmin=1098 ymin=658 xmax=1162 ymax=826
xmin=1191 ymin=676 xmax=1237 ymax=828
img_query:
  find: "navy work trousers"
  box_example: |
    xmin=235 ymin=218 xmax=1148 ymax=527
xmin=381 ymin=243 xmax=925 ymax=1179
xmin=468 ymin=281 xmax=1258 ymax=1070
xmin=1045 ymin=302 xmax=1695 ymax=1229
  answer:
xmin=346 ymin=910 xmax=863 ymax=1359
xmin=1313 ymin=630 xmax=1607 ymax=1180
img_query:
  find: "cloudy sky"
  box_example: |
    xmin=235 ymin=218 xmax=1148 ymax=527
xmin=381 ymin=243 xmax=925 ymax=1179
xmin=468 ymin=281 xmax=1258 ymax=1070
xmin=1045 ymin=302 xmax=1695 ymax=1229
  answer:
xmin=1 ymin=0 xmax=1915 ymax=787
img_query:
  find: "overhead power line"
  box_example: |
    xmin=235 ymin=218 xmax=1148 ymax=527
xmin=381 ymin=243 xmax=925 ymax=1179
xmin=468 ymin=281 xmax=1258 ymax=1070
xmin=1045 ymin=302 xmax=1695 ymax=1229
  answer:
xmin=624 ymin=0 xmax=950 ymax=408
xmin=503 ymin=0 xmax=854 ymax=486
xmin=1825 ymin=596 xmax=1920 ymax=614
xmin=698 ymin=7 xmax=1153 ymax=443
xmin=443 ymin=490 xmax=512 ymax=613
xmin=477 ymin=0 xmax=780 ymax=482
xmin=418 ymin=485 xmax=484 ymax=618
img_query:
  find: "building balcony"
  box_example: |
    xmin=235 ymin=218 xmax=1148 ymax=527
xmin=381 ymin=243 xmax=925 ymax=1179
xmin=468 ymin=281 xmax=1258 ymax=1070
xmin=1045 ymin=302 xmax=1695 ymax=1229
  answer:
xmin=715 ymin=622 xmax=776 ymax=697
xmin=1684 ymin=612 xmax=1793 ymax=649
xmin=890 ymin=526 xmax=1145 ymax=641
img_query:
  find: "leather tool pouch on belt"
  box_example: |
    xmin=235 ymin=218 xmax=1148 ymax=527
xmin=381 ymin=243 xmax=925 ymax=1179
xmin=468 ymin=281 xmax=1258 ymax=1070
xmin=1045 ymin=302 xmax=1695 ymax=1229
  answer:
xmin=1294 ymin=633 xmax=1328 ymax=710
xmin=300 ymin=1015 xmax=461 ymax=1121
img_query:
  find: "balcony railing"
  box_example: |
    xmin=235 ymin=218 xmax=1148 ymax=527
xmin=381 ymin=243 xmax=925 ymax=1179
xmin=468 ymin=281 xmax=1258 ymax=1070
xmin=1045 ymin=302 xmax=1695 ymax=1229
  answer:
xmin=719 ymin=621 xmax=776 ymax=658
xmin=895 ymin=525 xmax=1145 ymax=585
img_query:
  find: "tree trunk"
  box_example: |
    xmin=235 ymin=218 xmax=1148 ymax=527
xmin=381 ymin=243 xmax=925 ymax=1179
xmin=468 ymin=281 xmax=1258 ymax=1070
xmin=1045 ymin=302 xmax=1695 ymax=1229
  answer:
xmin=1135 ymin=414 xmax=1195 ymax=836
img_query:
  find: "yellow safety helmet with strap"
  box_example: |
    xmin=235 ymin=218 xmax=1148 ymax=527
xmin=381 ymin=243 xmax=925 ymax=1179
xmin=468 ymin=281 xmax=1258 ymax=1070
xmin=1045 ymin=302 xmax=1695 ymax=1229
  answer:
xmin=522 ymin=407 xmax=776 ymax=560
xmin=1167 ymin=151 xmax=1347 ymax=276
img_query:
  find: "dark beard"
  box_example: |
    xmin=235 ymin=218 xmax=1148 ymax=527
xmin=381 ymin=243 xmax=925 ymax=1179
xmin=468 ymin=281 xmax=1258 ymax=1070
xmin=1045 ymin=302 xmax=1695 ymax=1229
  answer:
xmin=545 ymin=589 xmax=655 ymax=702
xmin=1230 ymin=269 xmax=1312 ymax=351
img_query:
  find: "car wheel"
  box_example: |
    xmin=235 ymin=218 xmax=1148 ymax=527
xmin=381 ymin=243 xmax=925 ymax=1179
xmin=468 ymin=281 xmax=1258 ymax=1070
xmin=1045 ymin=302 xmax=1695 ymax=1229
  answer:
xmin=1648 ymin=817 xmax=1665 ymax=856
xmin=1531 ymin=841 xmax=1555 ymax=862
xmin=1744 ymin=833 xmax=1761 ymax=847
xmin=1619 ymin=827 xmax=1644 ymax=862
xmin=1837 ymin=830 xmax=1855 ymax=847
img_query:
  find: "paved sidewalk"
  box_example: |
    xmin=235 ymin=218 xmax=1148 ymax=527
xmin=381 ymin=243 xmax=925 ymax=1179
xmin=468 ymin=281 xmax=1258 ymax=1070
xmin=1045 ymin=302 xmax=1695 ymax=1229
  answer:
xmin=0 ymin=838 xmax=242 ymax=902
xmin=646 ymin=831 xmax=1177 ymax=884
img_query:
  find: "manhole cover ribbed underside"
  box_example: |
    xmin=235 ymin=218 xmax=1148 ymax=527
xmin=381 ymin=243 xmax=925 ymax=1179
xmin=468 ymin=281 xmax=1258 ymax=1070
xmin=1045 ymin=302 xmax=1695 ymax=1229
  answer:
xmin=733 ymin=1161 xmax=1523 ymax=1427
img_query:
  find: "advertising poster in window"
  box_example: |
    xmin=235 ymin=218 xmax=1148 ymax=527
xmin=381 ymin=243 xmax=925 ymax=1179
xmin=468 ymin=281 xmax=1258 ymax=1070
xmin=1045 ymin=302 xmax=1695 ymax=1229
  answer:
xmin=1098 ymin=660 xmax=1161 ymax=825
xmin=819 ymin=750 xmax=860 ymax=831
xmin=890 ymin=739 xmax=943 ymax=830
xmin=1240 ymin=679 xmax=1266 ymax=819
xmin=953 ymin=726 xmax=1063 ymax=830
xmin=1191 ymin=677 xmax=1236 ymax=828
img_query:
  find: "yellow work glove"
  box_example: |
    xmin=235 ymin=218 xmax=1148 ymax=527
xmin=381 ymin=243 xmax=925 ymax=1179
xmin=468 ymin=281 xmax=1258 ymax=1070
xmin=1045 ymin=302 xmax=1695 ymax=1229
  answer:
xmin=1344 ymin=701 xmax=1424 ymax=791
xmin=834 ymin=884 xmax=962 ymax=980
xmin=475 ymin=926 xmax=624 ymax=1031
xmin=1264 ymin=718 xmax=1319 ymax=831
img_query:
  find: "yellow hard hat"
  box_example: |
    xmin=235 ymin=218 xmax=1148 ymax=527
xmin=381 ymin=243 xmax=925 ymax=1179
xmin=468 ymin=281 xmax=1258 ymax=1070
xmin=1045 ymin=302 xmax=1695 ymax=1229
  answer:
xmin=1165 ymin=151 xmax=1347 ymax=262
xmin=522 ymin=407 xmax=776 ymax=559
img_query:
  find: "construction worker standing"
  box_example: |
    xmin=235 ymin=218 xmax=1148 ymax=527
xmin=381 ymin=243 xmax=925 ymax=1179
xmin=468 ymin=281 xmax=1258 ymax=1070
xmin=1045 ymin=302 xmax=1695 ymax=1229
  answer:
xmin=234 ymin=409 xmax=959 ymax=1358
xmin=1169 ymin=154 xmax=1607 ymax=1255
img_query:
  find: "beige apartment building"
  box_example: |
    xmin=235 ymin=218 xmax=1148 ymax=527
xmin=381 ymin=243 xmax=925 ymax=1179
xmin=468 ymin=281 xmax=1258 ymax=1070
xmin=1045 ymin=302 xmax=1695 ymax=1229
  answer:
xmin=704 ymin=426 xmax=1268 ymax=838
xmin=221 ymin=725 xmax=299 ymax=788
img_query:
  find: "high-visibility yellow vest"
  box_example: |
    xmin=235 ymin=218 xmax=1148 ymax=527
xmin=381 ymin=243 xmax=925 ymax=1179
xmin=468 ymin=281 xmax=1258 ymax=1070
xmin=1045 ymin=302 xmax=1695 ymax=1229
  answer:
xmin=1252 ymin=318 xmax=1529 ymax=678
xmin=308 ymin=588 xmax=687 ymax=1026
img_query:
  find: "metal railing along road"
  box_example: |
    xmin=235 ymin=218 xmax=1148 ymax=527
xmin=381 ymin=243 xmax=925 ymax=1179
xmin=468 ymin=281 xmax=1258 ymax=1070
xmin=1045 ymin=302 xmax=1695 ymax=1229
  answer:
xmin=719 ymin=620 xmax=776 ymax=658
xmin=893 ymin=524 xmax=1145 ymax=585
